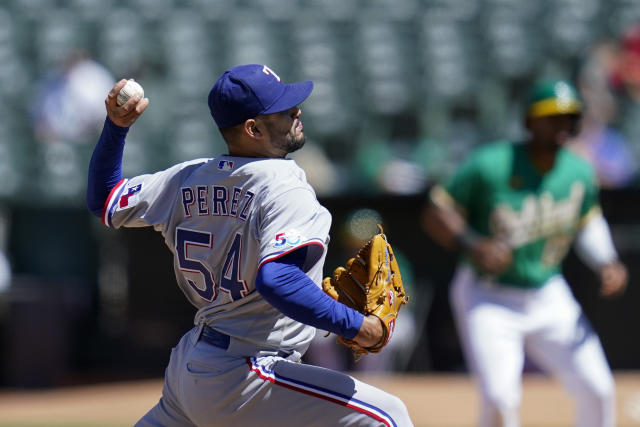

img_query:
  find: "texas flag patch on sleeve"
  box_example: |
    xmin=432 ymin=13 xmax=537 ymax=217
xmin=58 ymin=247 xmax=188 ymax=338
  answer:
xmin=119 ymin=184 xmax=142 ymax=208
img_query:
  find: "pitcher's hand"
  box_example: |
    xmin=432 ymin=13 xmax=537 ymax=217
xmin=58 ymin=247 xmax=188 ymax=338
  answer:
xmin=105 ymin=79 xmax=149 ymax=128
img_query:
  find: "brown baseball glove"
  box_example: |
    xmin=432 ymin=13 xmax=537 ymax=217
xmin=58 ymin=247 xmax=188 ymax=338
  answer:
xmin=322 ymin=228 xmax=409 ymax=359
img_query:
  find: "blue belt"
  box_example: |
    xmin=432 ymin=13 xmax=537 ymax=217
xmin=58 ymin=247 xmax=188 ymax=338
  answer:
xmin=199 ymin=325 xmax=230 ymax=350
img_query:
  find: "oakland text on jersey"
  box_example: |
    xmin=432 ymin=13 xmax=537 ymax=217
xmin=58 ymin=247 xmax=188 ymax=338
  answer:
xmin=489 ymin=182 xmax=586 ymax=247
xmin=181 ymin=184 xmax=255 ymax=220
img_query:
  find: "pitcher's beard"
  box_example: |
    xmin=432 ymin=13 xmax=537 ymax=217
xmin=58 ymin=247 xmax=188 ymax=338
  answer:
xmin=282 ymin=132 xmax=306 ymax=154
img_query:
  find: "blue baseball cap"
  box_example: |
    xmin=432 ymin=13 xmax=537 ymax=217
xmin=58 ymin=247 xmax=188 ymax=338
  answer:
xmin=208 ymin=64 xmax=314 ymax=129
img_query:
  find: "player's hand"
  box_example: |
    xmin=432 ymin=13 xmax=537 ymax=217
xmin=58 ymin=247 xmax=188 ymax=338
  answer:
xmin=599 ymin=260 xmax=628 ymax=298
xmin=352 ymin=315 xmax=384 ymax=349
xmin=105 ymin=79 xmax=149 ymax=128
xmin=468 ymin=238 xmax=513 ymax=275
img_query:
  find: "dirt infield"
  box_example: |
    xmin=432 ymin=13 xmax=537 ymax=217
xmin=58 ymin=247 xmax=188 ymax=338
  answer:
xmin=0 ymin=372 xmax=639 ymax=426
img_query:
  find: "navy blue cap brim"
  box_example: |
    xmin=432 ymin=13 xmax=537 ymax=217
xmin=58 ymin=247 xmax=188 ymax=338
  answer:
xmin=261 ymin=81 xmax=313 ymax=115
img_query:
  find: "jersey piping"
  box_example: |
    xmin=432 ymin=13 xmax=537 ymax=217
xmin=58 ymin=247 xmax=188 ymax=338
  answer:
xmin=102 ymin=178 xmax=128 ymax=227
xmin=258 ymin=239 xmax=326 ymax=273
xmin=247 ymin=357 xmax=397 ymax=427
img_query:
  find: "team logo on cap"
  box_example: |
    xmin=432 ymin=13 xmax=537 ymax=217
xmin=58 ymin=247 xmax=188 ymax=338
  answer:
xmin=262 ymin=65 xmax=281 ymax=82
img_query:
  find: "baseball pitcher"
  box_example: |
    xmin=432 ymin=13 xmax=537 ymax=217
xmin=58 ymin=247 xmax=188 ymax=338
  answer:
xmin=87 ymin=64 xmax=412 ymax=426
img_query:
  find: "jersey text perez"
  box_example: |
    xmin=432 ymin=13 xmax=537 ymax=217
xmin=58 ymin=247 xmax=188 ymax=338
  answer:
xmin=181 ymin=184 xmax=255 ymax=220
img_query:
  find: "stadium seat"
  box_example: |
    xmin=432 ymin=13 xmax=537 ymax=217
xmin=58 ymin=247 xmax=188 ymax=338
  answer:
xmin=129 ymin=0 xmax=175 ymax=22
xmin=543 ymin=0 xmax=600 ymax=57
xmin=0 ymin=141 xmax=23 ymax=200
xmin=179 ymin=0 xmax=235 ymax=22
xmin=1 ymin=0 xmax=637 ymax=198
xmin=418 ymin=12 xmax=475 ymax=101
xmin=68 ymin=0 xmax=117 ymax=22
xmin=608 ymin=0 xmax=640 ymax=37
xmin=353 ymin=18 xmax=416 ymax=114
xmin=33 ymin=9 xmax=86 ymax=73
xmin=297 ymin=0 xmax=358 ymax=21
xmin=0 ymin=8 xmax=29 ymax=100
xmin=97 ymin=9 xmax=144 ymax=76
xmin=167 ymin=116 xmax=224 ymax=165
xmin=288 ymin=16 xmax=356 ymax=136
xmin=162 ymin=10 xmax=215 ymax=101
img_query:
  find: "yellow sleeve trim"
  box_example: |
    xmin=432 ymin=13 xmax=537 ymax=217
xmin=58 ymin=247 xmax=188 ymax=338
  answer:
xmin=579 ymin=205 xmax=602 ymax=229
xmin=430 ymin=185 xmax=467 ymax=217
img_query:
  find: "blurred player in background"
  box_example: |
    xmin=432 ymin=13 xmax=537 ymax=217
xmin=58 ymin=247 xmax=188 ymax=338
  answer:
xmin=569 ymin=23 xmax=640 ymax=188
xmin=86 ymin=64 xmax=412 ymax=426
xmin=31 ymin=50 xmax=114 ymax=145
xmin=610 ymin=22 xmax=640 ymax=151
xmin=422 ymin=79 xmax=628 ymax=427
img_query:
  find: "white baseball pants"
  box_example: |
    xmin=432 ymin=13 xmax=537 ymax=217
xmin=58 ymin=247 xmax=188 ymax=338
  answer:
xmin=450 ymin=265 xmax=615 ymax=427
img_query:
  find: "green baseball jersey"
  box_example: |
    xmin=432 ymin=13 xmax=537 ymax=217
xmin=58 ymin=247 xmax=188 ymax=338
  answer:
xmin=441 ymin=141 xmax=600 ymax=288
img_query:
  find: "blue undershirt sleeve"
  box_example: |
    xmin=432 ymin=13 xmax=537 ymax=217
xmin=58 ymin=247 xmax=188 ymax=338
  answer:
xmin=86 ymin=117 xmax=129 ymax=217
xmin=255 ymin=250 xmax=364 ymax=339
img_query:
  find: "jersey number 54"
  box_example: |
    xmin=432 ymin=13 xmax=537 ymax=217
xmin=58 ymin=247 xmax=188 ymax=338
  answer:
xmin=175 ymin=228 xmax=249 ymax=302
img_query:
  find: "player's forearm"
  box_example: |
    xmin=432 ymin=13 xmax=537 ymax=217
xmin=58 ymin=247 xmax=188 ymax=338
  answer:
xmin=256 ymin=259 xmax=364 ymax=339
xmin=86 ymin=117 xmax=128 ymax=216
xmin=423 ymin=201 xmax=472 ymax=251
xmin=574 ymin=213 xmax=619 ymax=271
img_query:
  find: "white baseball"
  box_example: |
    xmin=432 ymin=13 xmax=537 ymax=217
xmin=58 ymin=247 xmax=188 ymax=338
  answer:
xmin=116 ymin=80 xmax=144 ymax=106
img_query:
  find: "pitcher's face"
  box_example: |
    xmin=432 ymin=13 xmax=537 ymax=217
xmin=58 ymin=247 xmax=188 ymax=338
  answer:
xmin=261 ymin=106 xmax=306 ymax=155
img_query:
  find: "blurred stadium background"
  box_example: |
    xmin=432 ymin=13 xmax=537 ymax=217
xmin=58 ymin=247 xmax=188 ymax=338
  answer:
xmin=1 ymin=0 xmax=640 ymax=425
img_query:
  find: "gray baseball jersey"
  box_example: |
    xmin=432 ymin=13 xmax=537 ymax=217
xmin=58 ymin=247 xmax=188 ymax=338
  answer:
xmin=102 ymin=156 xmax=331 ymax=357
